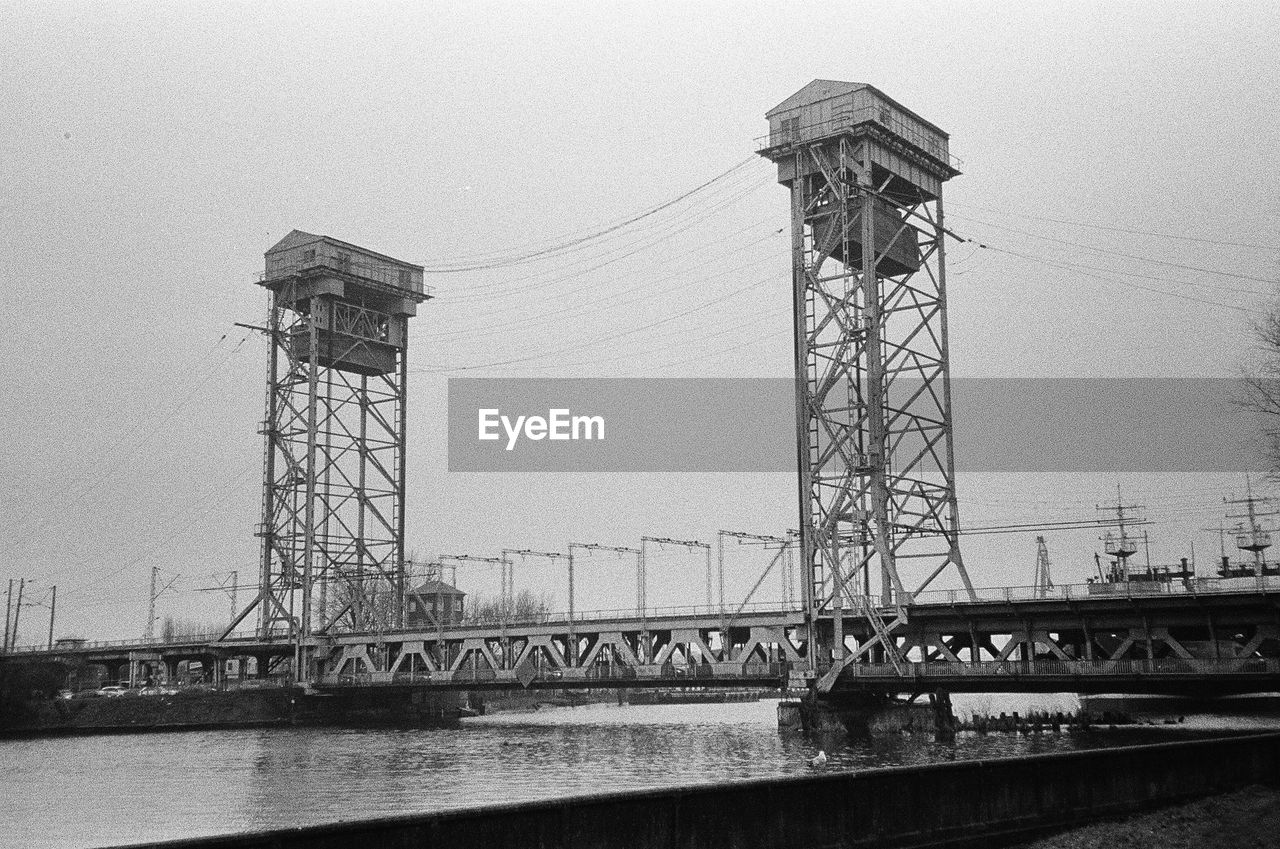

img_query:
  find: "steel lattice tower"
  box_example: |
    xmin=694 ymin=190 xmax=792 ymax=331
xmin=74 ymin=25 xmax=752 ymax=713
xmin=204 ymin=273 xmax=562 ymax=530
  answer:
xmin=759 ymin=81 xmax=975 ymax=686
xmin=226 ymin=231 xmax=428 ymax=656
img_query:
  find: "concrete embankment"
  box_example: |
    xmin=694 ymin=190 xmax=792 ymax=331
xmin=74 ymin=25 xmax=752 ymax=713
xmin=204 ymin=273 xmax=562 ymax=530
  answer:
xmin=1 ymin=686 xmax=462 ymax=737
xmin=120 ymin=732 xmax=1280 ymax=849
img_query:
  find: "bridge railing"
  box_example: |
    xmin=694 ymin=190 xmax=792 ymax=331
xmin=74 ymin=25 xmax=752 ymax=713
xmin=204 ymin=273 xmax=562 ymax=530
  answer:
xmin=906 ymin=575 xmax=1280 ymax=607
xmin=2 ymin=631 xmax=272 ymax=655
xmin=458 ymin=600 xmax=804 ymax=630
xmin=839 ymin=657 xmax=1280 ymax=679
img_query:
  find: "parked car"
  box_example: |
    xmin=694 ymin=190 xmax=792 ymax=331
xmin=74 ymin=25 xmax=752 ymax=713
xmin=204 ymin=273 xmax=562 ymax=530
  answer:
xmin=96 ymin=685 xmax=128 ymax=697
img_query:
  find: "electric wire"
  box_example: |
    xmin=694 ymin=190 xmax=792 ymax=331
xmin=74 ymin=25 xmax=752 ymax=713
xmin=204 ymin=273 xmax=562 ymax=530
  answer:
xmin=6 ymin=333 xmax=234 ymax=531
xmin=436 ymin=169 xmax=773 ymax=305
xmin=949 ymin=200 xmax=1279 ymax=252
xmin=58 ymin=464 xmax=260 ymax=602
xmin=951 ymin=236 xmax=1256 ymax=315
xmin=950 ymin=211 xmax=1276 ymax=294
xmin=415 ymin=274 xmax=777 ymax=374
xmin=418 ymin=156 xmax=761 ymax=272
xmin=11 ymin=335 xmax=254 ymax=546
xmin=422 ymin=227 xmax=785 ymax=344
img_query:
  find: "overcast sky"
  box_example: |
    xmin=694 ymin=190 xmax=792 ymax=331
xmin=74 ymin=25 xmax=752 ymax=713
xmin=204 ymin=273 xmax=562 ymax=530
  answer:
xmin=2 ymin=2 xmax=1278 ymax=642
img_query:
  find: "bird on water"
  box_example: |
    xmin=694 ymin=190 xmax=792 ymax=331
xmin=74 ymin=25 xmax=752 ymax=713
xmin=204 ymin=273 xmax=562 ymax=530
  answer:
xmin=808 ymin=750 xmax=828 ymax=768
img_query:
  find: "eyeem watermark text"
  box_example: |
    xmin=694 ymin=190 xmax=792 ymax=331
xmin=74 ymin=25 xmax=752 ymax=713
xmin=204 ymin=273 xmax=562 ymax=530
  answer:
xmin=478 ymin=408 xmax=605 ymax=451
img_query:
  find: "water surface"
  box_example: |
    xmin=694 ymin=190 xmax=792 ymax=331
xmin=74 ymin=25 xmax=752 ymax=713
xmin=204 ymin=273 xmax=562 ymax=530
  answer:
xmin=3 ymin=699 xmax=1272 ymax=849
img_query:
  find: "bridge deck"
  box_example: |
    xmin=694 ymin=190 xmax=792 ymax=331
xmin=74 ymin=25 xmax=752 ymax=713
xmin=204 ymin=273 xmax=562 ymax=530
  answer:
xmin=5 ymin=580 xmax=1278 ymax=695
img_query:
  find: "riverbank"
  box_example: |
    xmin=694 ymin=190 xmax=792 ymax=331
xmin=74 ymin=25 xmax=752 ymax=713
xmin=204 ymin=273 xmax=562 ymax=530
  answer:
xmin=1018 ymin=785 xmax=1280 ymax=849
xmin=1 ymin=686 xmax=462 ymax=737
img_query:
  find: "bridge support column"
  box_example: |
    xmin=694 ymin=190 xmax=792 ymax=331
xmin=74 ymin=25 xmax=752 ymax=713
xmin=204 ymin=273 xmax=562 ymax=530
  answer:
xmin=780 ymin=690 xmax=955 ymax=736
xmin=254 ymin=654 xmax=273 ymax=678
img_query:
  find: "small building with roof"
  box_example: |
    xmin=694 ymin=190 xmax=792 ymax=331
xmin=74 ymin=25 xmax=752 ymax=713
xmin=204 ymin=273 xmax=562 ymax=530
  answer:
xmin=406 ymin=580 xmax=466 ymax=628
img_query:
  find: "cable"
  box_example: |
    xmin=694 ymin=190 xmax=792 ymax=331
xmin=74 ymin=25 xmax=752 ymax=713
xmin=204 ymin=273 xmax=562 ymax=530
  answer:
xmin=436 ymin=170 xmax=773 ymax=305
xmin=417 ymin=159 xmax=768 ymax=273
xmin=474 ymin=303 xmax=789 ymax=375
xmin=418 ymin=156 xmax=761 ymax=273
xmin=947 ymin=235 xmax=1257 ymax=315
xmin=6 ymin=333 xmax=235 ymax=532
xmin=950 ymin=200 xmax=1278 ymax=252
xmin=421 ymin=227 xmax=785 ymax=344
xmin=950 ymin=211 xmax=1276 ymax=294
xmin=59 ymin=463 xmax=259 ymax=600
xmin=10 ymin=335 xmax=254 ymax=546
xmin=415 ymin=273 xmax=776 ymax=374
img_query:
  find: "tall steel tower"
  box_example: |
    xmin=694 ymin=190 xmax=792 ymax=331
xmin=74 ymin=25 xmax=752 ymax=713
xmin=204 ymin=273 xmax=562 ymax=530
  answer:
xmin=759 ymin=81 xmax=975 ymax=686
xmin=226 ymin=231 xmax=428 ymax=653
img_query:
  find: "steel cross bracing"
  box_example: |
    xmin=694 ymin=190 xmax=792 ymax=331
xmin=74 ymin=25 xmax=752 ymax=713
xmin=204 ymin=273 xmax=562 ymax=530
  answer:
xmin=226 ymin=273 xmax=415 ymax=647
xmin=763 ymin=128 xmax=976 ymax=691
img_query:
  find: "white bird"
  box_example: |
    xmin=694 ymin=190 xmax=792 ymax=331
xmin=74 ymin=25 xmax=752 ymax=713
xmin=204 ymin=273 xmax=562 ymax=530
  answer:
xmin=808 ymin=750 xmax=828 ymax=768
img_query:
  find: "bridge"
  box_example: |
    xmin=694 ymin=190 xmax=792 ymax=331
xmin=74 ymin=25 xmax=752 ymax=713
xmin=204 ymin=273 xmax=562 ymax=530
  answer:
xmin=4 ymin=82 xmax=1277 ymax=721
xmin=10 ymin=576 xmax=1278 ymax=699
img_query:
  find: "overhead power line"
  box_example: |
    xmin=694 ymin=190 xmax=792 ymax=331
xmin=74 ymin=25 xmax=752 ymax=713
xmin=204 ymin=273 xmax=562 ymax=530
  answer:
xmin=436 ymin=169 xmax=772 ymax=304
xmin=421 ymin=227 xmax=784 ymax=344
xmin=939 ymin=223 xmax=1257 ymax=315
xmin=950 ymin=200 xmax=1278 ymax=252
xmin=419 ymin=156 xmax=762 ymax=273
xmin=950 ymin=211 xmax=1277 ymax=293
xmin=416 ymin=273 xmax=775 ymax=374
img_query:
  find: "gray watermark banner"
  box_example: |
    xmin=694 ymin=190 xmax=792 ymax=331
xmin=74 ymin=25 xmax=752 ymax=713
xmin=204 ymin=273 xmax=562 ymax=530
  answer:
xmin=446 ymin=378 xmax=1270 ymax=473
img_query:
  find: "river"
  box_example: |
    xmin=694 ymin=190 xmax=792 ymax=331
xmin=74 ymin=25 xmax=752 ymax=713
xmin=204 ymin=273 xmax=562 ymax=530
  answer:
xmin=4 ymin=697 xmax=1278 ymax=849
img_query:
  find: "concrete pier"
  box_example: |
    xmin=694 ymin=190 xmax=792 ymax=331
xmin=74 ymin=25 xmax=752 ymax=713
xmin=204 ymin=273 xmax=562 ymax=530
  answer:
xmin=778 ymin=690 xmax=954 ymax=735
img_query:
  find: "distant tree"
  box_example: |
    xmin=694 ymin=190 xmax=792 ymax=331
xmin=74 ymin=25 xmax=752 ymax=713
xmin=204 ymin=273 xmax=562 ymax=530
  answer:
xmin=465 ymin=589 xmax=552 ymax=625
xmin=1242 ymin=307 xmax=1280 ymax=475
xmin=160 ymin=617 xmax=222 ymax=641
xmin=320 ymin=575 xmax=399 ymax=633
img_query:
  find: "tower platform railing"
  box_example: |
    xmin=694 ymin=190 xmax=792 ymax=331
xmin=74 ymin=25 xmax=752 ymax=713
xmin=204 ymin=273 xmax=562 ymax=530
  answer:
xmin=260 ymin=254 xmax=433 ymax=298
xmin=754 ymin=107 xmax=964 ymax=169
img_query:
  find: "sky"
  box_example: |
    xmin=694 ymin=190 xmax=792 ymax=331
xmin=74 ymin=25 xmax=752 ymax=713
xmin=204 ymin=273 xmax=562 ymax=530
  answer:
xmin=2 ymin=1 xmax=1279 ymax=642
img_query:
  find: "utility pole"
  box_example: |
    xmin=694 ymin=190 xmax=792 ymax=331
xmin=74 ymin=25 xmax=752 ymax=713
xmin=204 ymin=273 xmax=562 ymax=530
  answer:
xmin=146 ymin=568 xmax=178 ymax=641
xmin=12 ymin=579 xmax=25 ymax=649
xmin=147 ymin=566 xmax=158 ymax=640
xmin=640 ymin=536 xmax=711 ymax=613
xmin=502 ymin=550 xmax=565 ymax=619
xmin=47 ymin=585 xmax=57 ymax=650
xmin=640 ymin=537 xmax=710 ymax=664
xmin=1032 ymin=536 xmax=1053 ymax=599
xmin=4 ymin=579 xmax=12 ymax=652
xmin=717 ymin=531 xmax=789 ymax=657
xmin=439 ymin=554 xmax=505 ymax=663
xmin=194 ymin=571 xmax=240 ymax=628
xmin=567 ymin=543 xmax=641 ymax=666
